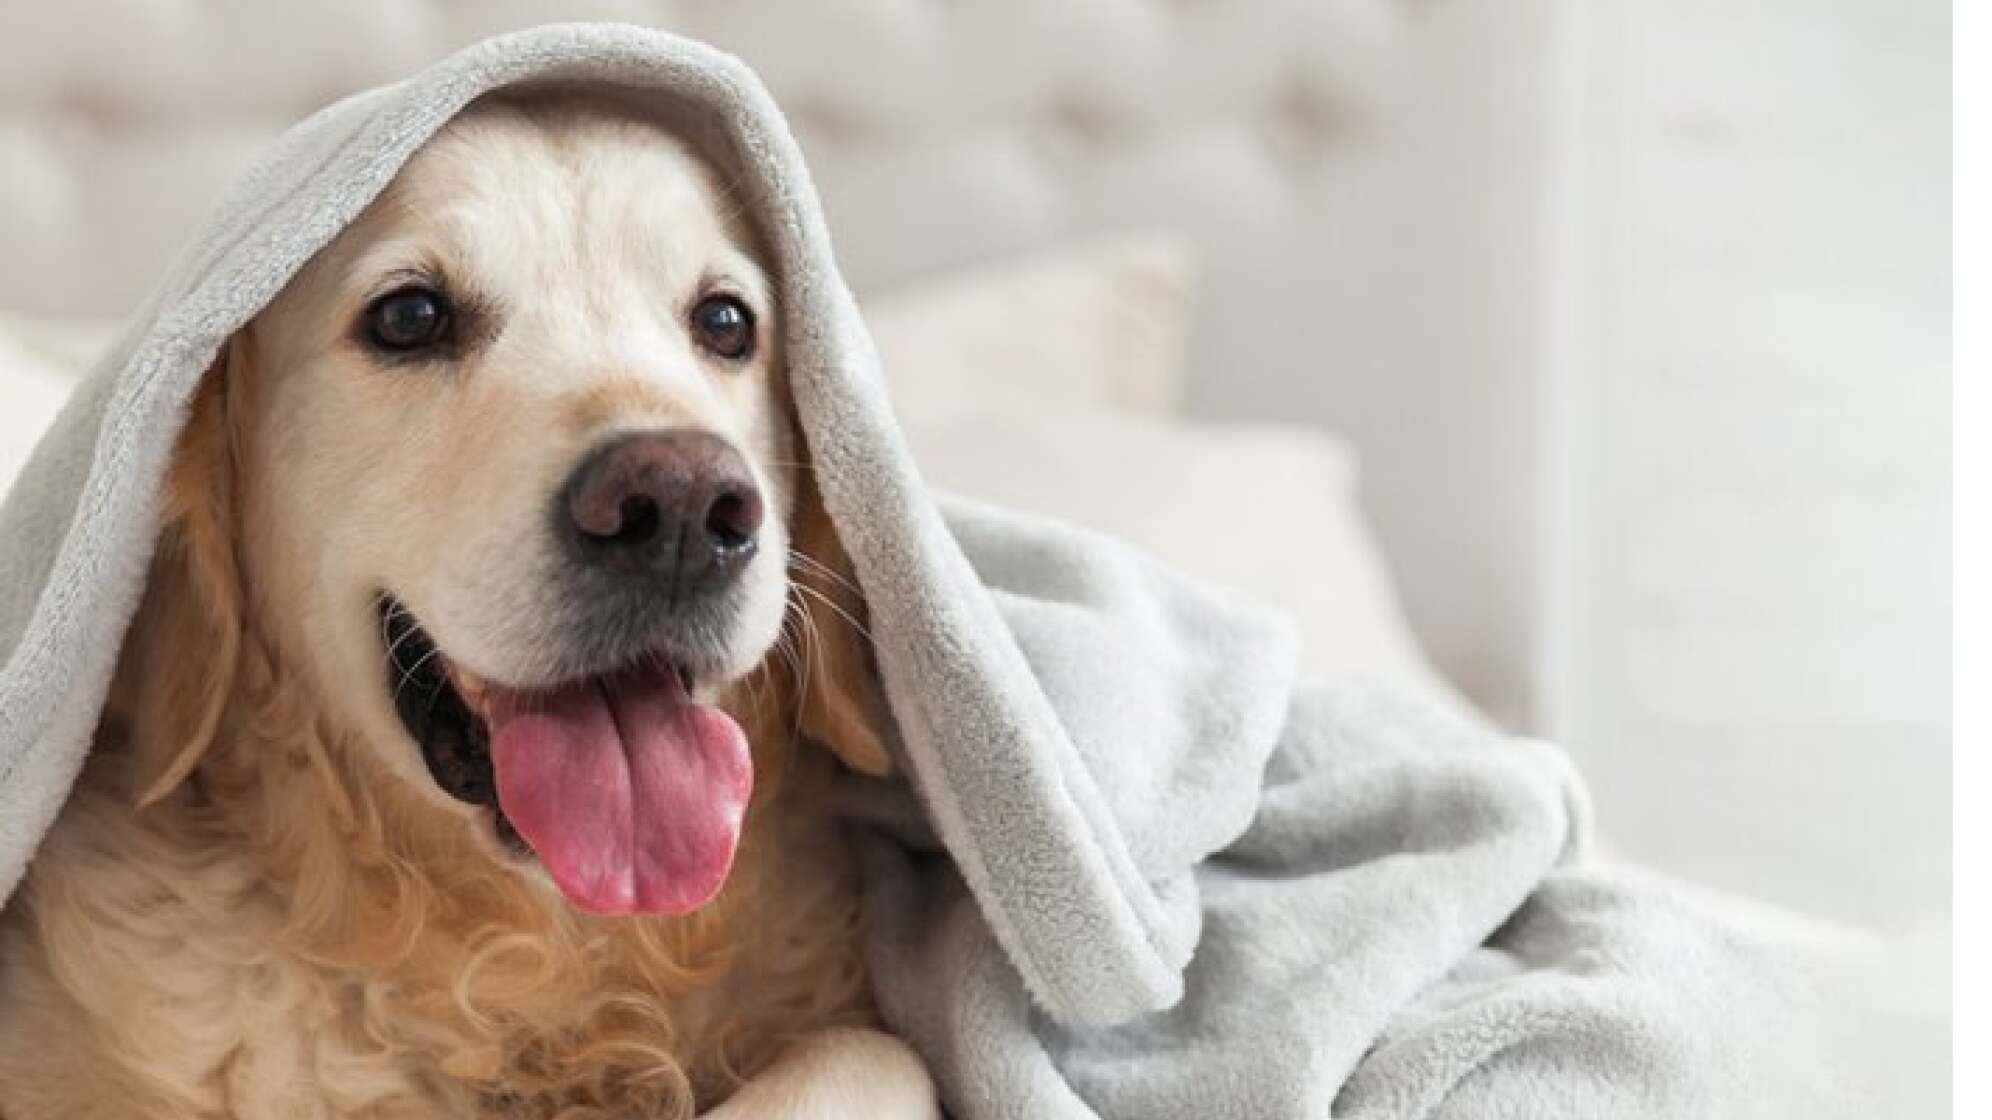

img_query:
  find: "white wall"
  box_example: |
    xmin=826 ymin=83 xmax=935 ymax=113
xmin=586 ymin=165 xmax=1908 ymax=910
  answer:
xmin=1558 ymin=0 xmax=1950 ymax=934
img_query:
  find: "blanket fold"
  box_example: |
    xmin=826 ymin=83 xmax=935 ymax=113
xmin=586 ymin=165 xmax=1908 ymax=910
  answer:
xmin=0 ymin=22 xmax=1883 ymax=1119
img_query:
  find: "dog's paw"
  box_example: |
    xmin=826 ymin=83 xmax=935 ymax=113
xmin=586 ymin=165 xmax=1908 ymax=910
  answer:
xmin=700 ymin=1028 xmax=939 ymax=1120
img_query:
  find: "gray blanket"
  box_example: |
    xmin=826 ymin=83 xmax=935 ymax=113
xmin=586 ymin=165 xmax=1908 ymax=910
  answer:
xmin=0 ymin=24 xmax=1886 ymax=1118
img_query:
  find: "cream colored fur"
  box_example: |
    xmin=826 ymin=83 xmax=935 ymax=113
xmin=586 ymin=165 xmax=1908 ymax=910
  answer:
xmin=0 ymin=98 xmax=928 ymax=1120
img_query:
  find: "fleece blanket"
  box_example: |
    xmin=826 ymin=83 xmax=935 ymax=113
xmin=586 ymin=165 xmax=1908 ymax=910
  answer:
xmin=0 ymin=23 xmax=1887 ymax=1119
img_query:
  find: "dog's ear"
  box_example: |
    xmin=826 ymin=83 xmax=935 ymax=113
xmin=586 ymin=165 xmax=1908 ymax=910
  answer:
xmin=788 ymin=475 xmax=895 ymax=778
xmin=114 ymin=339 xmax=248 ymax=807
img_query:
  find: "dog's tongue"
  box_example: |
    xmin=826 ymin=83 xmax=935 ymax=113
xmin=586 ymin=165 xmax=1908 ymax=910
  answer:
xmin=485 ymin=671 xmax=751 ymax=916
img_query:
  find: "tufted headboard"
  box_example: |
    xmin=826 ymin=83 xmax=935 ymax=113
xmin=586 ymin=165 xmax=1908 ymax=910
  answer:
xmin=0 ymin=0 xmax=1578 ymax=727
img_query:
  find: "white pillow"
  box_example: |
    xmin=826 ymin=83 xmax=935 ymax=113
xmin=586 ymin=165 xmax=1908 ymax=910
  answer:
xmin=905 ymin=412 xmax=1461 ymax=700
xmin=862 ymin=233 xmax=1195 ymax=427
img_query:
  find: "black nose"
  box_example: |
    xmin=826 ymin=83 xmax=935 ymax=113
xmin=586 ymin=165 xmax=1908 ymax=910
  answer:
xmin=560 ymin=430 xmax=765 ymax=599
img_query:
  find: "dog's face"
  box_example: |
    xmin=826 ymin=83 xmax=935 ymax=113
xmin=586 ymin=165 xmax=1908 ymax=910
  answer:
xmin=182 ymin=98 xmax=819 ymax=915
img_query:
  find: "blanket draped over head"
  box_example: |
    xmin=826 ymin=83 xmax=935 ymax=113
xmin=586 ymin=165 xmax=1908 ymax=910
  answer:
xmin=0 ymin=24 xmax=1886 ymax=1119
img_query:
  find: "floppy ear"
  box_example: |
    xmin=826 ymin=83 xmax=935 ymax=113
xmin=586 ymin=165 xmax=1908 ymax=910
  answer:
xmin=112 ymin=340 xmax=248 ymax=807
xmin=788 ymin=474 xmax=895 ymax=778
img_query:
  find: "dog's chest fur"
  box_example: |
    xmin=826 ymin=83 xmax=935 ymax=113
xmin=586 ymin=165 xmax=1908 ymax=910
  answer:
xmin=0 ymin=710 xmax=871 ymax=1120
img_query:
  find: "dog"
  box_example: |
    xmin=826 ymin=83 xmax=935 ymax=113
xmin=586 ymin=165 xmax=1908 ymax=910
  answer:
xmin=0 ymin=95 xmax=935 ymax=1120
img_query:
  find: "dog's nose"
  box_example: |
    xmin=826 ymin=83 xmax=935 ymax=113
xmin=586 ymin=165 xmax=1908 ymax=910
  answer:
xmin=561 ymin=430 xmax=764 ymax=596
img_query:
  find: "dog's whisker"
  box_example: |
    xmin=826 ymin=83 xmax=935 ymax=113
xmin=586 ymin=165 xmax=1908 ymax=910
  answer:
xmin=790 ymin=569 xmax=862 ymax=606
xmin=783 ymin=591 xmax=828 ymax=744
xmin=390 ymin=645 xmax=446 ymax=707
xmin=381 ymin=623 xmax=428 ymax=668
xmin=772 ymin=639 xmax=802 ymax=695
xmin=786 ymin=552 xmax=864 ymax=600
xmin=791 ymin=583 xmax=874 ymax=645
xmin=793 ymin=565 xmax=859 ymax=599
xmin=419 ymin=670 xmax=452 ymax=722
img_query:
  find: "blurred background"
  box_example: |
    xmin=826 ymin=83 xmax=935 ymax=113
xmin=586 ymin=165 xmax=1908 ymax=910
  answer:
xmin=0 ymin=0 xmax=1951 ymax=1070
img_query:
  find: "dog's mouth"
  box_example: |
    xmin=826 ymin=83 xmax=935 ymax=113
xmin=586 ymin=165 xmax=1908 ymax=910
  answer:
xmin=380 ymin=599 xmax=753 ymax=916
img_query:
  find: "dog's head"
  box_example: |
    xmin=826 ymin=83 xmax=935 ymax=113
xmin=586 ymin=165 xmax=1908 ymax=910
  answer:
xmin=114 ymin=96 xmax=889 ymax=917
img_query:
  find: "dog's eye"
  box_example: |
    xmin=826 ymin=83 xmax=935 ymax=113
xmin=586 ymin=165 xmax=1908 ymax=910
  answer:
xmin=364 ymin=287 xmax=452 ymax=353
xmin=691 ymin=294 xmax=755 ymax=361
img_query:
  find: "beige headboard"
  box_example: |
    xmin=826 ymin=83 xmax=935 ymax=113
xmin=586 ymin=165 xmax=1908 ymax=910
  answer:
xmin=0 ymin=0 xmax=1577 ymax=726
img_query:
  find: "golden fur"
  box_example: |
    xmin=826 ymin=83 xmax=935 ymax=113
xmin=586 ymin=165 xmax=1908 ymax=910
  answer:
xmin=0 ymin=98 xmax=925 ymax=1119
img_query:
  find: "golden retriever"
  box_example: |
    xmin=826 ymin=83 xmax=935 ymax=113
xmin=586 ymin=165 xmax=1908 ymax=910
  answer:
xmin=0 ymin=95 xmax=934 ymax=1120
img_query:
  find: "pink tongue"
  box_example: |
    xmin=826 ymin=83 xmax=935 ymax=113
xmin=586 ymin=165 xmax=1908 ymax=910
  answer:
xmin=486 ymin=672 xmax=751 ymax=916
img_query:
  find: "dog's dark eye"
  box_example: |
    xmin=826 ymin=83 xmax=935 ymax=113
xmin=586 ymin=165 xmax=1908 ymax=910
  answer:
xmin=691 ymin=294 xmax=755 ymax=361
xmin=364 ymin=287 xmax=452 ymax=353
